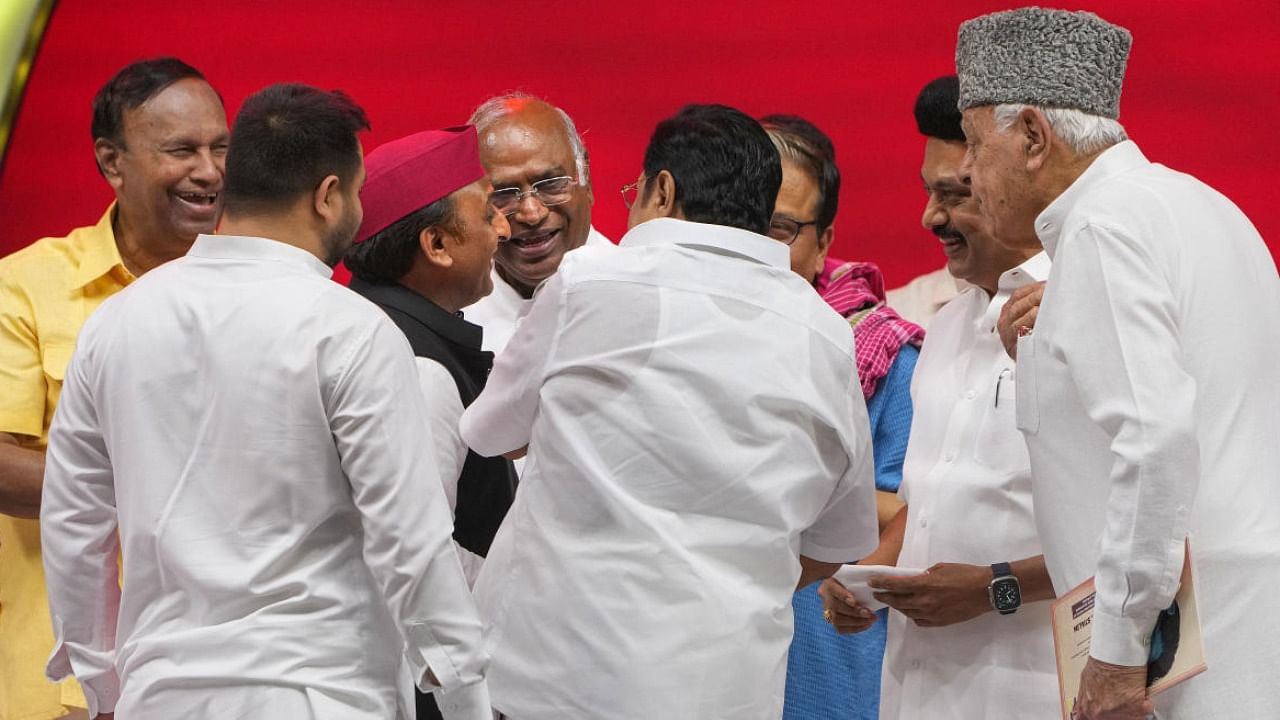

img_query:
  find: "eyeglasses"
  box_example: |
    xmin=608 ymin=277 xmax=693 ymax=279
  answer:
xmin=489 ymin=176 xmax=578 ymax=216
xmin=620 ymin=180 xmax=640 ymax=209
xmin=767 ymin=215 xmax=820 ymax=245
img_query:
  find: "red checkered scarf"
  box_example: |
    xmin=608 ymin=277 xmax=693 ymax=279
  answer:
xmin=816 ymin=258 xmax=925 ymax=400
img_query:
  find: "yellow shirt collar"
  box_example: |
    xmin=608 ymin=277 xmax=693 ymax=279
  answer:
xmin=70 ymin=203 xmax=133 ymax=289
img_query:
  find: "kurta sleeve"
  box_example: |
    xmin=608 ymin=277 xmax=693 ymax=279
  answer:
xmin=798 ymin=369 xmax=880 ymax=563
xmin=40 ymin=332 xmax=121 ymax=716
xmin=327 ymin=317 xmax=490 ymax=717
xmin=460 ymin=269 xmax=568 ymax=458
xmin=1052 ymin=222 xmax=1198 ymax=666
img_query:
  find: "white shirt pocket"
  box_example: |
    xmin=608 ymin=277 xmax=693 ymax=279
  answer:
xmin=974 ymin=367 xmax=1027 ymax=472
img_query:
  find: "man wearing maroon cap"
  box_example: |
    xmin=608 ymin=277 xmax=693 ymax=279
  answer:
xmin=343 ymin=127 xmax=512 ymax=720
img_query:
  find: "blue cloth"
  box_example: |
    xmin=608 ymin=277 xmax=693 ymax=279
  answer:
xmin=783 ymin=344 xmax=917 ymax=720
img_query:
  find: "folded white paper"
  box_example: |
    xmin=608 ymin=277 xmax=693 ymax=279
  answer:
xmin=831 ymin=564 xmax=926 ymax=612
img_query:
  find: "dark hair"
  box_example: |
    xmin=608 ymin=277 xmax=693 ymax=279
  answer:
xmin=91 ymin=57 xmax=209 ymax=146
xmin=343 ymin=195 xmax=456 ymax=284
xmin=914 ymin=75 xmax=965 ymax=142
xmin=223 ymin=83 xmax=370 ymax=214
xmin=641 ymin=104 xmax=780 ymax=235
xmin=759 ymin=114 xmax=841 ymax=234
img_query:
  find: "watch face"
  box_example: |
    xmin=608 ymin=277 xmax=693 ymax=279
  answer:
xmin=992 ymin=577 xmax=1022 ymax=611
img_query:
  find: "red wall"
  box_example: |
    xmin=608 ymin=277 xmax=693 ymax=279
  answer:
xmin=2 ymin=0 xmax=1277 ymax=286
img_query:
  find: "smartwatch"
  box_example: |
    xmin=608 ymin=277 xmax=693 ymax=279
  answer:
xmin=988 ymin=562 xmax=1022 ymax=615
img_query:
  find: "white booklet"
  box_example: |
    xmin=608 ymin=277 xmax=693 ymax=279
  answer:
xmin=832 ymin=564 xmax=926 ymax=612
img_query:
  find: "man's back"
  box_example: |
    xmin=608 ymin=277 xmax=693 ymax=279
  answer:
xmin=466 ymin=218 xmax=878 ymax=720
xmin=44 ymin=235 xmax=470 ymax=718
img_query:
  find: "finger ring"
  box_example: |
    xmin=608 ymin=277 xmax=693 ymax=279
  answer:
xmin=823 ymin=609 xmax=833 ymax=622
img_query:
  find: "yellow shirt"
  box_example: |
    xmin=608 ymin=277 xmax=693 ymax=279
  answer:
xmin=0 ymin=206 xmax=133 ymax=720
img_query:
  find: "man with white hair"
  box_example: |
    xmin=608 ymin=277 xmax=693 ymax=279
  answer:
xmin=463 ymin=93 xmax=611 ymax=353
xmin=956 ymin=7 xmax=1280 ymax=718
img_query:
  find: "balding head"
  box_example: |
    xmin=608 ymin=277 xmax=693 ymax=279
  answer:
xmin=467 ymin=93 xmax=594 ymax=298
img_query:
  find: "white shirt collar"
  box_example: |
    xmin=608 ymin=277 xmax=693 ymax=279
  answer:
xmin=1036 ymin=141 xmax=1150 ymax=258
xmin=619 ymin=217 xmax=790 ymax=270
xmin=188 ymin=234 xmax=334 ymax=279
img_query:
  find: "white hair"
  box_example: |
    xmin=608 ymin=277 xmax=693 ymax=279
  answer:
xmin=993 ymin=103 xmax=1127 ymax=156
xmin=469 ymin=91 xmax=590 ymax=187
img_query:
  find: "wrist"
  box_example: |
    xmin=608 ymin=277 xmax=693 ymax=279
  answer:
xmin=988 ymin=561 xmax=1022 ymax=614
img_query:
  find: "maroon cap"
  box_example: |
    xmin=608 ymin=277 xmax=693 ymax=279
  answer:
xmin=354 ymin=125 xmax=485 ymax=244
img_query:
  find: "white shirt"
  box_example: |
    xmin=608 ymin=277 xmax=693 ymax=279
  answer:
xmin=880 ymin=253 xmax=1057 ymax=720
xmin=462 ymin=225 xmax=613 ymax=353
xmin=884 ymin=265 xmax=968 ymax=330
xmin=414 ymin=358 xmax=485 ymax=587
xmin=1019 ymin=142 xmax=1280 ymax=717
xmin=41 ymin=235 xmax=490 ymax=720
xmin=460 ymin=217 xmax=879 ymax=720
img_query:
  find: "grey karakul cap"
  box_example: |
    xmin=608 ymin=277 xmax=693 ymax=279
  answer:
xmin=956 ymin=7 xmax=1132 ymax=119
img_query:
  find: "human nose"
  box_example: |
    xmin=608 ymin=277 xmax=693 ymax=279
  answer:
xmin=510 ymin=191 xmax=548 ymax=226
xmin=190 ymin=148 xmax=223 ymax=186
xmin=957 ymin=148 xmax=975 ymax=187
xmin=921 ymin=196 xmax=945 ymax=231
xmin=494 ymin=210 xmax=512 ymax=242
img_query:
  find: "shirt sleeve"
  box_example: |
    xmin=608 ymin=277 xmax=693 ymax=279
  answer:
xmin=414 ymin=357 xmax=466 ymax=512
xmin=1053 ymin=222 xmax=1198 ymax=666
xmin=866 ymin=345 xmax=918 ymax=493
xmin=0 ymin=272 xmax=48 ymax=438
xmin=460 ymin=269 xmax=568 ymax=458
xmin=327 ymin=316 xmax=488 ymax=696
xmin=799 ymin=368 xmax=881 ymax=563
xmin=40 ymin=331 xmax=122 ymax=716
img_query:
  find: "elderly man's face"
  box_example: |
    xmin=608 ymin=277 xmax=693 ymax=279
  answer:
xmin=958 ymin=106 xmax=1039 ymax=252
xmin=107 ymin=77 xmax=228 ymax=242
xmin=479 ymin=101 xmax=593 ymax=297
xmin=921 ymin=136 xmax=1031 ymax=294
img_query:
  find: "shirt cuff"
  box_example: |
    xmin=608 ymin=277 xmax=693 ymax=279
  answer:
xmin=1089 ymin=605 xmax=1155 ymax=667
xmin=46 ymin=644 xmax=119 ymax=716
xmin=430 ymin=680 xmax=492 ymax=720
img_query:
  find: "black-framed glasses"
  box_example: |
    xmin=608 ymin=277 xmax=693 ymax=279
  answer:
xmin=489 ymin=176 xmax=578 ymax=216
xmin=767 ymin=215 xmax=819 ymax=245
xmin=620 ymin=180 xmax=640 ymax=209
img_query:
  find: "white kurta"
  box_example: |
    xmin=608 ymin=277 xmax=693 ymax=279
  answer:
xmin=460 ymin=217 xmax=880 ymax=720
xmin=1018 ymin=141 xmax=1280 ymax=717
xmin=880 ymin=253 xmax=1057 ymax=720
xmin=414 ymin=358 xmax=485 ymax=587
xmin=461 ymin=226 xmax=612 ymax=353
xmin=40 ymin=235 xmax=490 ymax=720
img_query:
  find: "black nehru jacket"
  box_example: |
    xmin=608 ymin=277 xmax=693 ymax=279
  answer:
xmin=349 ymin=278 xmax=518 ymax=557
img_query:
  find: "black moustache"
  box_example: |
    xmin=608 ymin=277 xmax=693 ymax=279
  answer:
xmin=931 ymin=225 xmax=966 ymax=243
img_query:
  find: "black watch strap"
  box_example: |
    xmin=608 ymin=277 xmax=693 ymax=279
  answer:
xmin=991 ymin=561 xmax=1013 ymax=578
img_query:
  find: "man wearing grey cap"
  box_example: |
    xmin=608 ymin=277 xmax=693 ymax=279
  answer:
xmin=956 ymin=7 xmax=1280 ymax=720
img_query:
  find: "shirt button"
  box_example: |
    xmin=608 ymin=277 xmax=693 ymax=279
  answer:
xmin=919 ymin=517 xmax=928 ymax=528
xmin=965 ymin=390 xmax=977 ymax=400
xmin=944 ymin=452 xmax=956 ymax=462
xmin=911 ymin=659 xmax=922 ymax=670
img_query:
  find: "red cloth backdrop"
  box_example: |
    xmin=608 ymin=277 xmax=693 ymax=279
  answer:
xmin=1 ymin=0 xmax=1277 ymax=284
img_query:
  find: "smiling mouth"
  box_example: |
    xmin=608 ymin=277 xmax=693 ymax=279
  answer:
xmin=509 ymin=228 xmax=558 ymax=254
xmin=176 ymin=191 xmax=219 ymax=207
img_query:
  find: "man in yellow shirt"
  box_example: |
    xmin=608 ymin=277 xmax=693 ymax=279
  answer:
xmin=0 ymin=57 xmax=227 ymax=720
